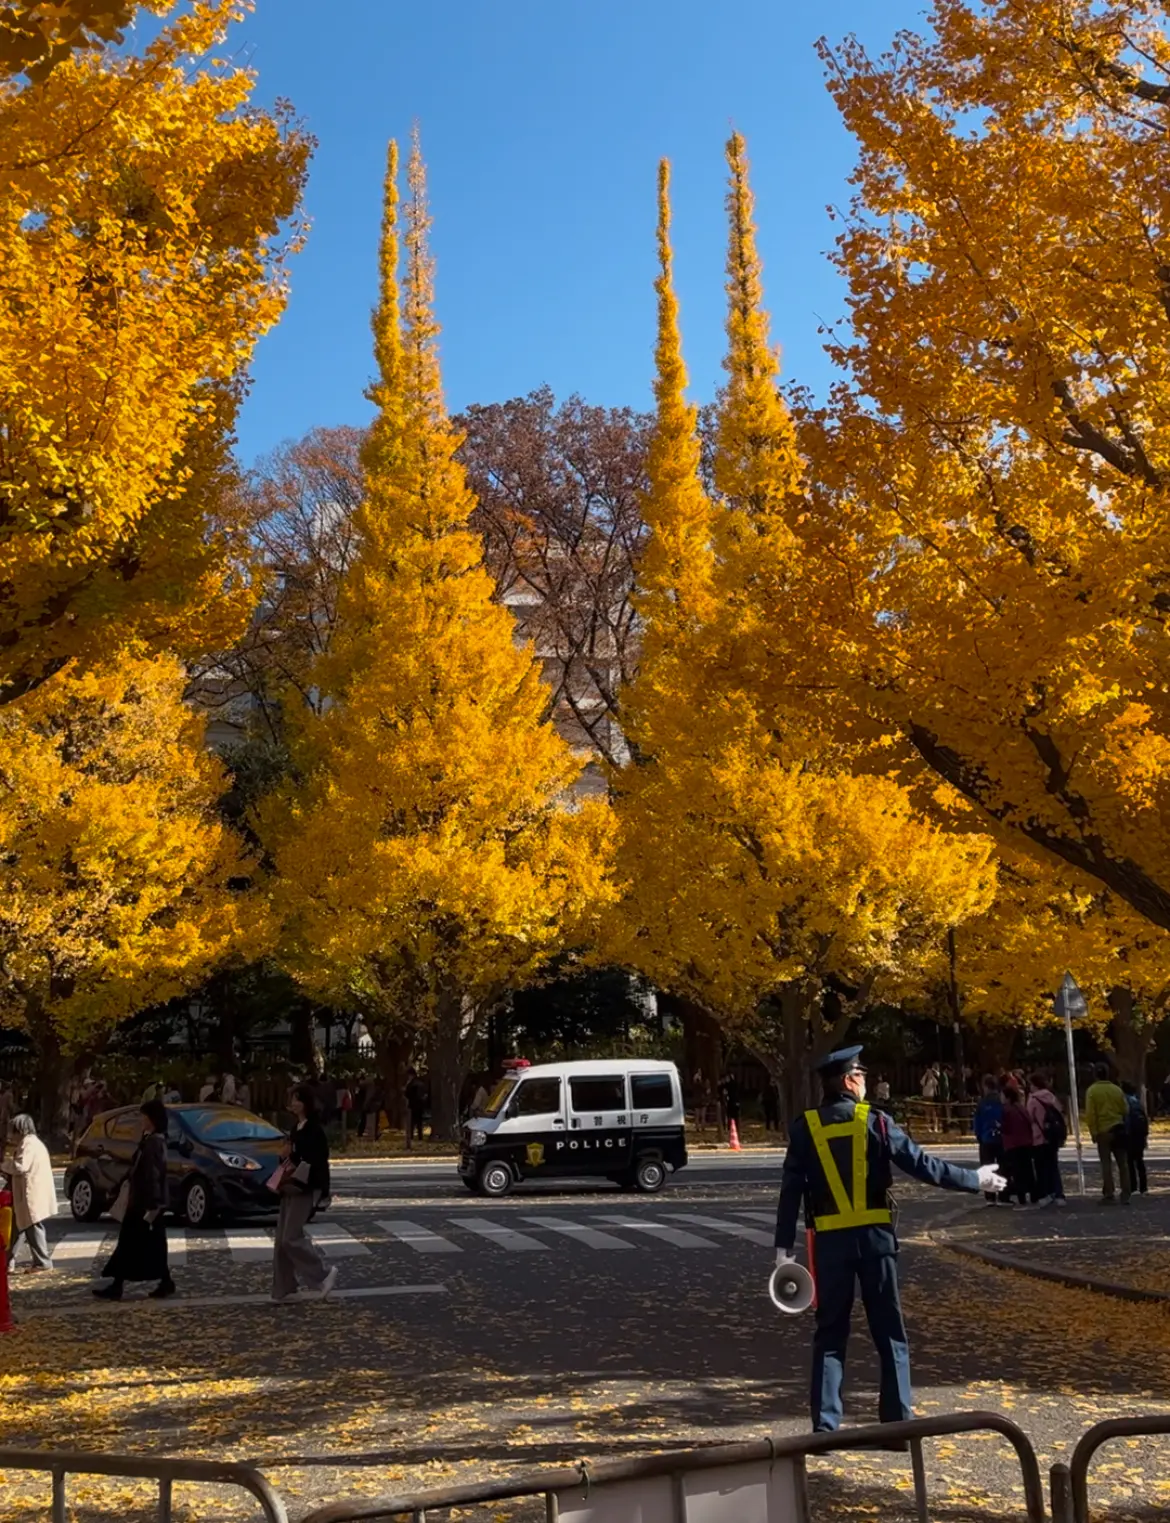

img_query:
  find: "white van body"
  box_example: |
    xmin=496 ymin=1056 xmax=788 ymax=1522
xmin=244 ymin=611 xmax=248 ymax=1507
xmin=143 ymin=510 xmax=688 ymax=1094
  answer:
xmin=458 ymin=1058 xmax=688 ymax=1197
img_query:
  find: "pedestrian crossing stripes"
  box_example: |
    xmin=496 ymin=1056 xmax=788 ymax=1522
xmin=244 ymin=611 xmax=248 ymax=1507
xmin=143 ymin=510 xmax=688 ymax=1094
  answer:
xmin=376 ymin=1219 xmax=461 ymax=1254
xmin=522 ymin=1216 xmax=634 ymax=1250
xmin=33 ymin=1210 xmax=778 ymax=1267
xmin=457 ymin=1217 xmax=546 ymax=1251
xmin=596 ymin=1216 xmax=717 ymax=1249
xmin=668 ymin=1212 xmax=774 ymax=1246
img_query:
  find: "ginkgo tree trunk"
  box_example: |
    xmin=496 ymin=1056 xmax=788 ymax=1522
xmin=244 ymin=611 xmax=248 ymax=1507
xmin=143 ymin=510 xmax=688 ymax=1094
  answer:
xmin=264 ymin=136 xmax=613 ymax=1140
xmin=608 ymin=144 xmax=996 ymax=1126
xmin=0 ymin=653 xmax=262 ymax=1136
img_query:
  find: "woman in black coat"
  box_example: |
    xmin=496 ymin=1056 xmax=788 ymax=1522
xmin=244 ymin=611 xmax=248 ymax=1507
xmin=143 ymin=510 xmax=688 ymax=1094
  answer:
xmin=94 ymin=1099 xmax=175 ymax=1300
xmin=272 ymin=1084 xmax=336 ymax=1303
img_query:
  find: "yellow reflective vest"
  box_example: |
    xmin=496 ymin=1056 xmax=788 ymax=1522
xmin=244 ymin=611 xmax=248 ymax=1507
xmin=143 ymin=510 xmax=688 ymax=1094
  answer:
xmin=805 ymin=1101 xmax=893 ymax=1231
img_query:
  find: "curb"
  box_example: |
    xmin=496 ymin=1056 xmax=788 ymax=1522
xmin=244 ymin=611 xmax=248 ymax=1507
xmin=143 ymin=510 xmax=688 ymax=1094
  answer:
xmin=936 ymin=1234 xmax=1170 ymax=1305
xmin=328 ymin=1146 xmax=789 ymax=1165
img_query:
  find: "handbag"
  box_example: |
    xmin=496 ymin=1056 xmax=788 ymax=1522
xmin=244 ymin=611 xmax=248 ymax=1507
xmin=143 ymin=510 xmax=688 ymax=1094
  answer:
xmin=109 ymin=1179 xmax=131 ymax=1222
xmin=266 ymin=1159 xmax=292 ymax=1194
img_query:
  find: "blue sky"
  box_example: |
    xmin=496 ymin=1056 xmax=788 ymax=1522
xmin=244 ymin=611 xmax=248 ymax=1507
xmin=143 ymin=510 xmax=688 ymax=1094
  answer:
xmin=220 ymin=0 xmax=933 ymax=466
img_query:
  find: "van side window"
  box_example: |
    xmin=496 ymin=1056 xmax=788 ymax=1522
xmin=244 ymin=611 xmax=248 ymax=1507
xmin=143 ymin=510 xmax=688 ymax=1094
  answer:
xmin=631 ymin=1074 xmax=673 ymax=1110
xmin=569 ymin=1076 xmax=626 ymax=1112
xmin=513 ymin=1078 xmax=562 ymax=1118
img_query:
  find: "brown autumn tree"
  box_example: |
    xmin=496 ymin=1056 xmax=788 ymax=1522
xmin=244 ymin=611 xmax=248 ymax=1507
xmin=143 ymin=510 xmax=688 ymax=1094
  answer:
xmin=221 ymin=394 xmax=651 ymax=774
xmin=460 ymin=387 xmax=651 ymax=770
xmin=187 ymin=426 xmax=365 ymax=747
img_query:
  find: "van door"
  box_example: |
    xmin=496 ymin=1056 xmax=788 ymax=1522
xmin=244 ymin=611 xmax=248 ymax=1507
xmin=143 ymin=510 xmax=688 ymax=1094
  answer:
xmin=630 ymin=1070 xmax=687 ymax=1171
xmin=562 ymin=1073 xmax=632 ymax=1177
xmin=498 ymin=1075 xmax=566 ymax=1180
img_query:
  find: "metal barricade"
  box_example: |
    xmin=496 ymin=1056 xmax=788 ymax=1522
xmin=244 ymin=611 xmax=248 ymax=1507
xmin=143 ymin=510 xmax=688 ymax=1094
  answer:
xmin=1049 ymin=1414 xmax=1170 ymax=1523
xmin=0 ymin=1446 xmax=289 ymax=1523
xmin=299 ymin=1410 xmax=1046 ymax=1523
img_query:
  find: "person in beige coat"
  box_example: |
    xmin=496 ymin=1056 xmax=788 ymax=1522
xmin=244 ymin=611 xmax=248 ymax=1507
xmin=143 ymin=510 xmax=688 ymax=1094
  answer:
xmin=3 ymin=1114 xmax=56 ymax=1271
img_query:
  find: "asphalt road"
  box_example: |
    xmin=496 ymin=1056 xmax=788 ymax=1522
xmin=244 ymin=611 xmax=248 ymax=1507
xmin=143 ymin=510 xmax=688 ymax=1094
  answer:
xmin=21 ymin=1148 xmax=1170 ymax=1520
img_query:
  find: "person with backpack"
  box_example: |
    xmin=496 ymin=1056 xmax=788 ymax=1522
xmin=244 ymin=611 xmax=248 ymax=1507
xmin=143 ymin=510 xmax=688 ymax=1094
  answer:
xmin=1121 ymin=1081 xmax=1150 ymax=1196
xmin=973 ymin=1075 xmax=1005 ymax=1206
xmin=1026 ymin=1072 xmax=1067 ymax=1207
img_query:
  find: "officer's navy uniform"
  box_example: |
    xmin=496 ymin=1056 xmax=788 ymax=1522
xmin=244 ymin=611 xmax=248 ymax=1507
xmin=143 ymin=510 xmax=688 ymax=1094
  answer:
xmin=774 ymin=1048 xmax=979 ymax=1431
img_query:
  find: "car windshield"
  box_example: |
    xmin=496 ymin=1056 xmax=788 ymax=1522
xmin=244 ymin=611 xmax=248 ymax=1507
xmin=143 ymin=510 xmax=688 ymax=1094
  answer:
xmin=481 ymin=1078 xmax=518 ymax=1118
xmin=182 ymin=1109 xmax=283 ymax=1143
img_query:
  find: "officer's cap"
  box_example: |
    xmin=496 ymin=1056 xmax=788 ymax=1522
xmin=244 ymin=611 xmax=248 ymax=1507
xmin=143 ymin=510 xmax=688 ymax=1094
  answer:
xmin=814 ymin=1045 xmax=865 ymax=1081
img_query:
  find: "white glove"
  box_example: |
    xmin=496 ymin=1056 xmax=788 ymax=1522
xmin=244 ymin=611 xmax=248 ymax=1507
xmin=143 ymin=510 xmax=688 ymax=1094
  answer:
xmin=775 ymin=1249 xmax=796 ymax=1267
xmin=977 ymin=1164 xmax=1008 ymax=1193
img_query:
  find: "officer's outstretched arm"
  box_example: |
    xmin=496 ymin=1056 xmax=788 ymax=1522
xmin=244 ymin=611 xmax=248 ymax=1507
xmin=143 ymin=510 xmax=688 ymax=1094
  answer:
xmin=886 ymin=1117 xmax=980 ymax=1192
xmin=775 ymin=1126 xmax=809 ymax=1249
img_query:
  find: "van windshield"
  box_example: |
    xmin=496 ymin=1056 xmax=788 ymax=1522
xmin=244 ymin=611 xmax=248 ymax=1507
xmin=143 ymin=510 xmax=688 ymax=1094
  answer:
xmin=481 ymin=1078 xmax=518 ymax=1118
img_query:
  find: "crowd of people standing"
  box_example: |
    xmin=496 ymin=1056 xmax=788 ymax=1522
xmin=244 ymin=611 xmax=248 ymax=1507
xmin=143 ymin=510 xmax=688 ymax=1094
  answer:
xmin=972 ymin=1064 xmax=1149 ymax=1207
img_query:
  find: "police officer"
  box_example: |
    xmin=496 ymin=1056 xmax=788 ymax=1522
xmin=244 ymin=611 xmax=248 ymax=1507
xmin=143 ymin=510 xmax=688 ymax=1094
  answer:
xmin=774 ymin=1045 xmax=1006 ymax=1432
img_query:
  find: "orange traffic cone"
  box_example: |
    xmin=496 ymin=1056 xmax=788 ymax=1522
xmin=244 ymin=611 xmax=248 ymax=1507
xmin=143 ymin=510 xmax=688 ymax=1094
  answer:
xmin=0 ymin=1191 xmax=16 ymax=1333
xmin=728 ymin=1119 xmax=741 ymax=1151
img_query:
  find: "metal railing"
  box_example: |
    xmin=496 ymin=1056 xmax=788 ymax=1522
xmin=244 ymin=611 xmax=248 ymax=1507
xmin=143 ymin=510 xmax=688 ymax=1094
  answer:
xmin=1049 ymin=1414 xmax=1170 ymax=1523
xmin=0 ymin=1446 xmax=289 ymax=1523
xmin=299 ymin=1410 xmax=1046 ymax=1523
xmin=19 ymin=1410 xmax=1170 ymax=1522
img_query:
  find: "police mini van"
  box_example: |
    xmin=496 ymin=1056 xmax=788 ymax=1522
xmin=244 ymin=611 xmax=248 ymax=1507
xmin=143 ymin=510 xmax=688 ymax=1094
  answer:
xmin=458 ymin=1058 xmax=688 ymax=1197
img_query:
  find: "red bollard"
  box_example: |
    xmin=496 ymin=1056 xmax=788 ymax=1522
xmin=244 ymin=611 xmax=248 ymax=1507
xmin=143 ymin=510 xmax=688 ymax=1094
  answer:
xmin=0 ymin=1187 xmax=16 ymax=1332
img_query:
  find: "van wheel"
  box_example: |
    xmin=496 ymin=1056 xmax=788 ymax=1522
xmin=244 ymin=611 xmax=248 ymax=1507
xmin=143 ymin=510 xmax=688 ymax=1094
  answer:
xmin=477 ymin=1162 xmax=513 ymax=1198
xmin=633 ymin=1157 xmax=666 ymax=1194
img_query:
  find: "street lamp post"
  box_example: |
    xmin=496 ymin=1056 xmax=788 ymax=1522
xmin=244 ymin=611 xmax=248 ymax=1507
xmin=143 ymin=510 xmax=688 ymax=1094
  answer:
xmin=1055 ymin=972 xmax=1087 ymax=1196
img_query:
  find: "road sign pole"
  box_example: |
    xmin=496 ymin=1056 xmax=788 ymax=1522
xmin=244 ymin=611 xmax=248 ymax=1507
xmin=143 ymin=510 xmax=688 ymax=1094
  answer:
xmin=1059 ymin=980 xmax=1087 ymax=1197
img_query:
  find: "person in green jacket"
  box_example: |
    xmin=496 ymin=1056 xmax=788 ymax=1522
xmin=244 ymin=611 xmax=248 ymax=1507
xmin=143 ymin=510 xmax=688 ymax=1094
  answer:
xmin=1083 ymin=1064 xmax=1131 ymax=1204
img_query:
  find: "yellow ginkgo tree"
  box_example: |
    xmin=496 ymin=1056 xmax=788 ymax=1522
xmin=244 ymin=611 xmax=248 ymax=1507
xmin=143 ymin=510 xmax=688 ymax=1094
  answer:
xmin=0 ymin=0 xmax=309 ymax=705
xmin=724 ymin=1 xmax=1170 ymax=936
xmin=608 ymin=143 xmax=995 ymax=1119
xmin=0 ymin=652 xmax=262 ymax=1132
xmin=264 ymin=137 xmax=613 ymax=1136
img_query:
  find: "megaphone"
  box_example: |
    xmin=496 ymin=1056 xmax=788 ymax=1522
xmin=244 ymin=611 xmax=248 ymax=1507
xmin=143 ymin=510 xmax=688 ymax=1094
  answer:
xmin=768 ymin=1260 xmax=815 ymax=1315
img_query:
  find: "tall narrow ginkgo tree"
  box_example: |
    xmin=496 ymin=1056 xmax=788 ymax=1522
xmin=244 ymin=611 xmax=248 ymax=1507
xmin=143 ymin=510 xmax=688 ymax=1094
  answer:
xmin=608 ymin=145 xmax=994 ymax=1121
xmin=265 ymin=134 xmax=612 ymax=1136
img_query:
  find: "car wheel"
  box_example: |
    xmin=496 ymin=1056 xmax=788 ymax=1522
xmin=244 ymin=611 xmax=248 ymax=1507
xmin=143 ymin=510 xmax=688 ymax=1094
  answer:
xmin=633 ymin=1157 xmax=666 ymax=1194
xmin=182 ymin=1177 xmax=213 ymax=1227
xmin=477 ymin=1161 xmax=513 ymax=1198
xmin=69 ymin=1174 xmax=103 ymax=1222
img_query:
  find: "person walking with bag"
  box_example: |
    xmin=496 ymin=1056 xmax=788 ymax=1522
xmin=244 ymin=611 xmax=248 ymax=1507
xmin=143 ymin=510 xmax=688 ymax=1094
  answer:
xmin=2 ymin=1114 xmax=57 ymax=1272
xmin=93 ymin=1100 xmax=174 ymax=1300
xmin=271 ymin=1085 xmax=337 ymax=1304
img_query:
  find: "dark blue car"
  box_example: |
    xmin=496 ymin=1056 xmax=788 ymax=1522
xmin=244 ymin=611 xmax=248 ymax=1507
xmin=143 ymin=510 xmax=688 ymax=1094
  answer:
xmin=65 ymin=1103 xmax=286 ymax=1227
